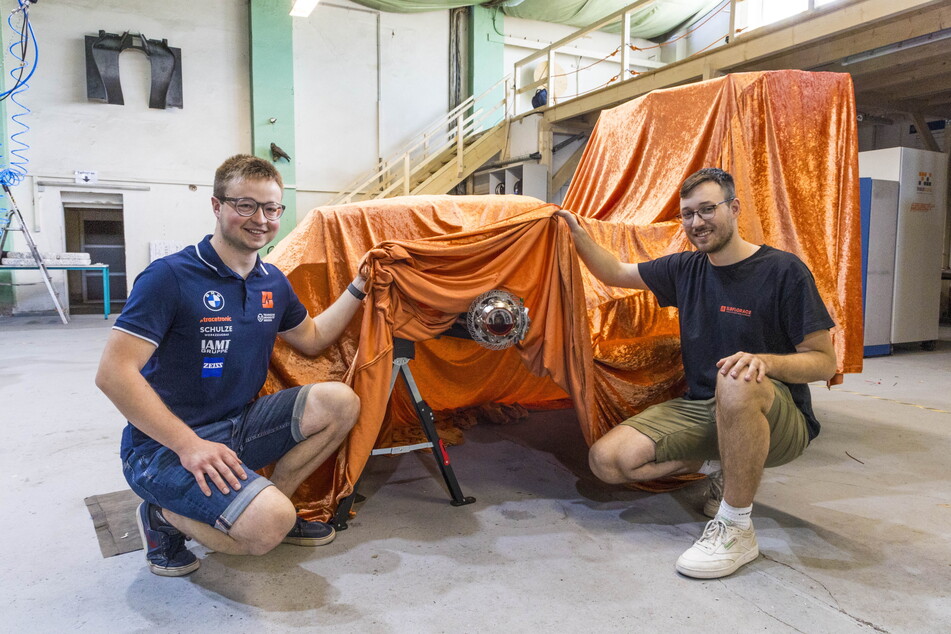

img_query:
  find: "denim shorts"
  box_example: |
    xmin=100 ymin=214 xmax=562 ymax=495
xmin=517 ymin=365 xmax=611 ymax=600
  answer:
xmin=121 ymin=385 xmax=312 ymax=533
xmin=620 ymin=379 xmax=809 ymax=468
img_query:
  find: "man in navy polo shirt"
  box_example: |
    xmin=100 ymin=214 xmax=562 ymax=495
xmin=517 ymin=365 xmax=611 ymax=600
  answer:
xmin=97 ymin=154 xmax=368 ymax=577
xmin=556 ymin=168 xmax=837 ymax=579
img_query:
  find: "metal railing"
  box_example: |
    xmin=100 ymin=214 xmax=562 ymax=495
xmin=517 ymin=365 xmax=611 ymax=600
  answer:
xmin=512 ymin=0 xmax=741 ymax=115
xmin=329 ymin=75 xmax=513 ymax=206
xmin=328 ymin=0 xmax=833 ymax=204
xmin=509 ymin=0 xmax=846 ymax=116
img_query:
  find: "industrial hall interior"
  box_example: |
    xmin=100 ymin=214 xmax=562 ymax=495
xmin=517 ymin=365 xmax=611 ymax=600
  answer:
xmin=3 ymin=0 xmax=951 ymax=631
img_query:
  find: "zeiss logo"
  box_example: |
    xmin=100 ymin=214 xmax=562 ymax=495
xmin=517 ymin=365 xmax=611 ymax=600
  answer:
xmin=201 ymin=357 xmax=225 ymax=377
xmin=201 ymin=339 xmax=231 ymax=354
xmin=203 ymin=290 xmax=225 ymax=312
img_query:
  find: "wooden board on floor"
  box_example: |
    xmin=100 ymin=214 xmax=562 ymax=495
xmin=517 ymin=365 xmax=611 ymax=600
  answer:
xmin=84 ymin=489 xmax=141 ymax=558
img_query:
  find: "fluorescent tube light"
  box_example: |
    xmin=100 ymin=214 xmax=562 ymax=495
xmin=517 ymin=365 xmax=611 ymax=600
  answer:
xmin=290 ymin=0 xmax=320 ymax=17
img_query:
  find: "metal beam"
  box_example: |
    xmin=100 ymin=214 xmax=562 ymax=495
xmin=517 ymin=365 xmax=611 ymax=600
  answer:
xmin=864 ymin=93 xmax=951 ymax=119
xmin=911 ymin=113 xmax=941 ymax=152
xmin=811 ymin=34 xmax=951 ymax=75
xmin=544 ymin=0 xmax=949 ymax=123
xmin=551 ymin=142 xmax=588 ymax=193
xmin=746 ymin=4 xmax=951 ymax=72
xmin=854 ymin=60 xmax=951 ymax=93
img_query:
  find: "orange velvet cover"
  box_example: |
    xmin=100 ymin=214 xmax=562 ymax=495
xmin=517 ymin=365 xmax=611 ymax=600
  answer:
xmin=264 ymin=70 xmax=863 ymax=521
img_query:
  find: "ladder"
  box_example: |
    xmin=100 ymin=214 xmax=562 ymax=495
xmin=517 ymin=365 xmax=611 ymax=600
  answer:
xmin=0 ymin=183 xmax=69 ymax=324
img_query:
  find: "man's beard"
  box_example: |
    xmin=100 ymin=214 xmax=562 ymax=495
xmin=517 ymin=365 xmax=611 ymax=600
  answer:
xmin=687 ymin=222 xmax=733 ymax=254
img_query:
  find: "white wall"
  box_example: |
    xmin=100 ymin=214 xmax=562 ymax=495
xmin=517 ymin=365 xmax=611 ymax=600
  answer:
xmin=3 ymin=0 xmax=452 ymax=313
xmin=294 ymin=1 xmax=449 ymax=211
xmin=4 ymin=0 xmax=250 ymax=313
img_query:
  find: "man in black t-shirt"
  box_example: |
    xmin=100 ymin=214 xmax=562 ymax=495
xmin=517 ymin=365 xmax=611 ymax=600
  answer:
xmin=557 ymin=168 xmax=836 ymax=579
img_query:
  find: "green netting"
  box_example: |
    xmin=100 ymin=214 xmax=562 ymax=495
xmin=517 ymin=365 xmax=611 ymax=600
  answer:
xmin=348 ymin=0 xmax=723 ymax=39
xmin=349 ymin=0 xmax=473 ymax=12
xmin=503 ymin=0 xmax=715 ymax=38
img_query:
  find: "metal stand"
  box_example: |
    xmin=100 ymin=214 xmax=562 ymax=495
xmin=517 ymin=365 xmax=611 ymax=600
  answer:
xmin=0 ymin=184 xmax=69 ymax=324
xmin=333 ymin=336 xmax=476 ymax=530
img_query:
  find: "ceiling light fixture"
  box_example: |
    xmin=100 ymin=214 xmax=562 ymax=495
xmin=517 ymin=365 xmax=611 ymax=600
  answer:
xmin=290 ymin=0 xmax=320 ymax=18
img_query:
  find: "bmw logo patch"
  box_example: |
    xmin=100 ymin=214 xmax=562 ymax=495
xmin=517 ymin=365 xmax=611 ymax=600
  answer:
xmin=203 ymin=290 xmax=224 ymax=311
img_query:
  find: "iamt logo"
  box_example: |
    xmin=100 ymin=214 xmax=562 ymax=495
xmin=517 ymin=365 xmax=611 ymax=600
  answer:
xmin=201 ymin=357 xmax=225 ymax=378
xmin=201 ymin=339 xmax=231 ymax=354
xmin=203 ymin=290 xmax=224 ymax=312
xmin=261 ymin=291 xmax=274 ymax=309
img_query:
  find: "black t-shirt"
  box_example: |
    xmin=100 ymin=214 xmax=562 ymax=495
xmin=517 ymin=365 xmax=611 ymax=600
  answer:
xmin=638 ymin=245 xmax=835 ymax=440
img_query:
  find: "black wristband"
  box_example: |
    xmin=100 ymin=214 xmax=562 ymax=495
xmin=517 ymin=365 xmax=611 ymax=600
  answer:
xmin=347 ymin=281 xmax=367 ymax=301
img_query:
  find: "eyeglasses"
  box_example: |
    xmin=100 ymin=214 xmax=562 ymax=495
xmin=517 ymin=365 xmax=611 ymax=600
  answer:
xmin=678 ymin=198 xmax=734 ymax=224
xmin=219 ymin=197 xmax=286 ymax=221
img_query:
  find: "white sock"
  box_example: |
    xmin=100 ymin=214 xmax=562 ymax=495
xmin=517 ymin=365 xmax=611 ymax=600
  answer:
xmin=717 ymin=500 xmax=752 ymax=529
xmin=698 ymin=460 xmax=721 ymax=475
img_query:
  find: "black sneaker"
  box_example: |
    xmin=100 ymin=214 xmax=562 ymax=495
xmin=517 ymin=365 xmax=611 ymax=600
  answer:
xmin=282 ymin=517 xmax=336 ymax=546
xmin=135 ymin=502 xmax=200 ymax=577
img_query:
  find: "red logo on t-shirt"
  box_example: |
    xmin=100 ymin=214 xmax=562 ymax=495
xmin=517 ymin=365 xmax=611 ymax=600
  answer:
xmin=720 ymin=305 xmax=751 ymax=317
xmin=261 ymin=291 xmax=274 ymax=309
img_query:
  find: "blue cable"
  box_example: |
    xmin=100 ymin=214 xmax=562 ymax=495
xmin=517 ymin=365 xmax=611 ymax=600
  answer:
xmin=0 ymin=1 xmax=37 ymax=187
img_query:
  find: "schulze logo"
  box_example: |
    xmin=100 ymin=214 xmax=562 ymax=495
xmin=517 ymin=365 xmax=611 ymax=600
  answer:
xmin=720 ymin=305 xmax=752 ymax=317
xmin=203 ymin=290 xmax=224 ymax=312
xmin=261 ymin=291 xmax=274 ymax=309
xmin=200 ymin=325 xmax=232 ymax=337
xmin=201 ymin=357 xmax=225 ymax=378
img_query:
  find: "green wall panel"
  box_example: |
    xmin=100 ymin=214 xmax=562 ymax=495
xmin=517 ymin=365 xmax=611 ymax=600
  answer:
xmin=250 ymin=0 xmax=298 ymax=249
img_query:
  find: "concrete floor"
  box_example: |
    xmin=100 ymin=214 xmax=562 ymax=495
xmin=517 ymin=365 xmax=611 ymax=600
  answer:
xmin=3 ymin=314 xmax=950 ymax=633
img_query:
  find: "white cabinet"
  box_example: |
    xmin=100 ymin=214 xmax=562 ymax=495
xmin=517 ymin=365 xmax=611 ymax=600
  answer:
xmin=486 ymin=162 xmax=548 ymax=201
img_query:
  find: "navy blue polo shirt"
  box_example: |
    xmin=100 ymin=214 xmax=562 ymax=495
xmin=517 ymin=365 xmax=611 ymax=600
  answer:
xmin=114 ymin=235 xmax=308 ymax=451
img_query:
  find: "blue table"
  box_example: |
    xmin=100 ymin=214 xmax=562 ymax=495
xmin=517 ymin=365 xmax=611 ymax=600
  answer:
xmin=0 ymin=264 xmax=111 ymax=318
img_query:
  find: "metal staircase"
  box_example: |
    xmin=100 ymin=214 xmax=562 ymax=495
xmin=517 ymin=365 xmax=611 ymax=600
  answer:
xmin=327 ymin=0 xmax=935 ymax=205
xmin=329 ymin=76 xmax=513 ymax=206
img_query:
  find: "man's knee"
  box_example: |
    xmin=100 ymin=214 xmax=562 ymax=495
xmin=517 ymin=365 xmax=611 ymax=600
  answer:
xmin=300 ymin=381 xmax=360 ymax=438
xmin=229 ymin=487 xmax=297 ymax=556
xmin=715 ymin=372 xmax=773 ymax=418
xmin=589 ymin=427 xmax=653 ymax=484
xmin=317 ymin=381 xmax=360 ymax=425
xmin=588 ymin=437 xmax=625 ymax=484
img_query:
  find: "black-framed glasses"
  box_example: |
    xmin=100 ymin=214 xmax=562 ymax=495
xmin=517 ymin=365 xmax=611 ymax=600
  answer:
xmin=678 ymin=198 xmax=734 ymax=224
xmin=219 ymin=197 xmax=286 ymax=220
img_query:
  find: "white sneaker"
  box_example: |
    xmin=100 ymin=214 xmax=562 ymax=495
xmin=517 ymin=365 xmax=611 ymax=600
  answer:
xmin=676 ymin=516 xmax=759 ymax=579
xmin=702 ymin=470 xmax=723 ymax=518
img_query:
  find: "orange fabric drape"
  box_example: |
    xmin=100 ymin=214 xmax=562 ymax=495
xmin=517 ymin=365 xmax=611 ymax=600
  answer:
xmin=562 ymin=70 xmax=863 ymax=377
xmin=264 ymin=70 xmax=863 ymax=521
xmin=263 ymin=198 xmax=592 ymax=520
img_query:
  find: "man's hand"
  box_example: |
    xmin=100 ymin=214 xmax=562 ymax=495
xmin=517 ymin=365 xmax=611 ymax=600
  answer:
xmin=716 ymin=331 xmax=837 ymax=385
xmin=554 ymin=209 xmax=581 ymax=233
xmin=717 ymin=351 xmax=771 ymax=383
xmin=177 ymin=437 xmax=248 ymax=496
xmin=552 ymin=208 xmax=648 ymax=290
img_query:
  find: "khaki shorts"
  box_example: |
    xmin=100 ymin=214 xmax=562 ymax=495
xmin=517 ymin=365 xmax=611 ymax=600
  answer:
xmin=621 ymin=379 xmax=809 ymax=468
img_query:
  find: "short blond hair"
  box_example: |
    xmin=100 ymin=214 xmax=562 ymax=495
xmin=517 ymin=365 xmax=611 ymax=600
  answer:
xmin=213 ymin=154 xmax=283 ymax=199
